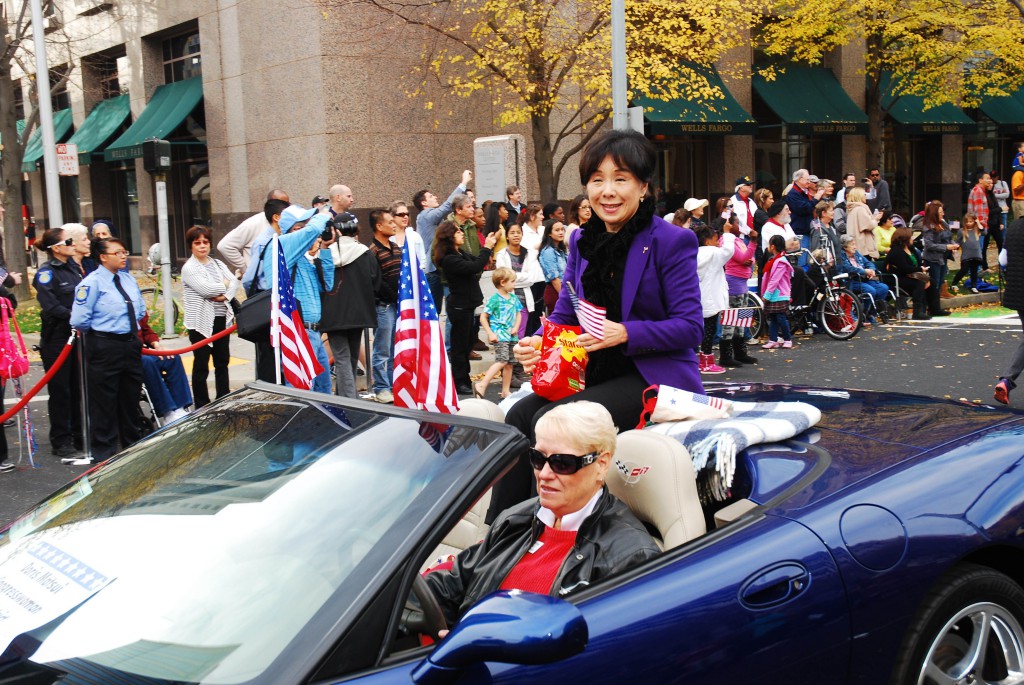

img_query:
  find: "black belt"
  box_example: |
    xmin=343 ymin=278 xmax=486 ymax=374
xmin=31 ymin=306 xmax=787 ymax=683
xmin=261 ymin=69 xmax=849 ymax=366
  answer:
xmin=305 ymin=322 xmax=320 ymax=332
xmin=88 ymin=330 xmax=136 ymax=341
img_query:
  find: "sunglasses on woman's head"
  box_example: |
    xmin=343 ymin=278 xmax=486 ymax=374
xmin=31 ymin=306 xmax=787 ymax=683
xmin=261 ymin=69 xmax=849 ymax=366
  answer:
xmin=528 ymin=448 xmax=597 ymax=475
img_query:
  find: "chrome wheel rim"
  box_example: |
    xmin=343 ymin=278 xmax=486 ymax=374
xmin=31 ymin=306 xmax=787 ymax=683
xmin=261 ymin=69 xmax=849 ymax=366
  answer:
xmin=918 ymin=602 xmax=1024 ymax=685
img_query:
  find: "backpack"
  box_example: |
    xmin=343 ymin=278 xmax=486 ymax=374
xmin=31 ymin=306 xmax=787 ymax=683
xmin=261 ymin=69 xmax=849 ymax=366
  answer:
xmin=0 ymin=297 xmax=29 ymax=380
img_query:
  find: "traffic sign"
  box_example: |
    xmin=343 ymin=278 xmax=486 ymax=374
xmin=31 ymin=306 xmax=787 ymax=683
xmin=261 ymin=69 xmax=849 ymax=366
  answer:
xmin=56 ymin=143 xmax=79 ymax=176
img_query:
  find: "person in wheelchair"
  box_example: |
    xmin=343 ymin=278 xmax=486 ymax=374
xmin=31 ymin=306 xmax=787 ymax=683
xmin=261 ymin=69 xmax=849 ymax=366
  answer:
xmin=138 ymin=314 xmax=192 ymax=424
xmin=420 ymin=401 xmax=660 ymax=627
xmin=838 ymin=235 xmax=890 ymax=325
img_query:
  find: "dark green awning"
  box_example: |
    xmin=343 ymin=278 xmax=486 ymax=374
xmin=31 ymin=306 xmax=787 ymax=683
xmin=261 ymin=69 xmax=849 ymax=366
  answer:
xmin=637 ymin=64 xmax=757 ymax=136
xmin=753 ymin=66 xmax=868 ymax=135
xmin=880 ymin=72 xmax=977 ymax=135
xmin=21 ymin=109 xmax=73 ymax=173
xmin=104 ymin=78 xmax=204 ymax=161
xmin=978 ymin=87 xmax=1024 ymax=135
xmin=67 ymin=95 xmax=131 ymax=165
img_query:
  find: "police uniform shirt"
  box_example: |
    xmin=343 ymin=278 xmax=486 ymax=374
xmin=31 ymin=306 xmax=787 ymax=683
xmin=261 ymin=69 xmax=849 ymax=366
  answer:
xmin=34 ymin=258 xmax=84 ymax=329
xmin=70 ymin=268 xmax=146 ymax=333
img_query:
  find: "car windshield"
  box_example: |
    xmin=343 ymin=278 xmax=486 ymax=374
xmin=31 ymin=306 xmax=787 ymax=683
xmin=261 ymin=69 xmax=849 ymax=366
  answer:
xmin=0 ymin=388 xmax=504 ymax=684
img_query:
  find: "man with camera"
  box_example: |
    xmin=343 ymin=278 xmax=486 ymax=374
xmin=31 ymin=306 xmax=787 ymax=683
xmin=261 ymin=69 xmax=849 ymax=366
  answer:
xmin=865 ymin=168 xmax=891 ymax=212
xmin=369 ymin=210 xmax=401 ymax=403
xmin=256 ymin=204 xmax=338 ymax=394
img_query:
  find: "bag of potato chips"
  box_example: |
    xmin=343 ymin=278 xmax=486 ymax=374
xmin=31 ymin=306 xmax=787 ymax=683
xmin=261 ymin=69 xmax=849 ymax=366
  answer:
xmin=532 ymin=320 xmax=587 ymax=401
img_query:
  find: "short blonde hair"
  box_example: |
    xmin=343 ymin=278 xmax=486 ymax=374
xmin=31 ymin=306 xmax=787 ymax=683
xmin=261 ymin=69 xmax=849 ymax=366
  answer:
xmin=491 ymin=266 xmax=516 ymax=287
xmin=846 ymin=187 xmax=867 ymax=204
xmin=535 ymin=401 xmax=617 ymax=456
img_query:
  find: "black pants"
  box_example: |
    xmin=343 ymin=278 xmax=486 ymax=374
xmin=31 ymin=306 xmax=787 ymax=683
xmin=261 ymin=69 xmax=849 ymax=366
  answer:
xmin=527 ymin=282 xmax=546 ymax=334
xmin=448 ymin=305 xmax=476 ymax=389
xmin=85 ymin=334 xmax=145 ymax=461
xmin=189 ymin=316 xmax=231 ymax=407
xmin=486 ymin=371 xmax=650 ymax=523
xmin=983 ymin=226 xmax=1004 ymax=268
xmin=40 ymin=329 xmax=82 ymax=450
xmin=701 ymin=315 xmax=718 ymax=355
xmin=254 ymin=339 xmax=277 ymax=383
xmin=951 ymin=259 xmax=982 ymax=287
xmin=327 ymin=328 xmax=363 ymax=399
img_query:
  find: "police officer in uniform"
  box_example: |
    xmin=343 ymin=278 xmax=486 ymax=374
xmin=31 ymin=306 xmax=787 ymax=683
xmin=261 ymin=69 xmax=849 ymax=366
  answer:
xmin=33 ymin=226 xmax=85 ymax=458
xmin=69 ymin=237 xmax=146 ymax=465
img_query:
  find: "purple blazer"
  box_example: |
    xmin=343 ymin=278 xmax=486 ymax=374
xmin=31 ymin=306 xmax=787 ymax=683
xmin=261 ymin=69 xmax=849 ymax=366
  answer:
xmin=547 ymin=214 xmax=705 ymax=393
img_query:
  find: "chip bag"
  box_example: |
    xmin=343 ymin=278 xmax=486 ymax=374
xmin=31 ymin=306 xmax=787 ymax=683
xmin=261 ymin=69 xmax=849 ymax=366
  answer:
xmin=532 ymin=320 xmax=587 ymax=401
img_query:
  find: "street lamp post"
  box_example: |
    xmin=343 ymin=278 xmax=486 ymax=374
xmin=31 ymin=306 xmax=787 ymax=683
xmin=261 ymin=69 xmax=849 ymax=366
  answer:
xmin=29 ymin=0 xmax=62 ymax=226
xmin=610 ymin=0 xmax=628 ymax=131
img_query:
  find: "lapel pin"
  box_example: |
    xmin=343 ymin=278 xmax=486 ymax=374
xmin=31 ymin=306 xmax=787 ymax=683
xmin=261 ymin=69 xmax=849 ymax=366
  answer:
xmin=643 ymin=246 xmax=649 ymax=254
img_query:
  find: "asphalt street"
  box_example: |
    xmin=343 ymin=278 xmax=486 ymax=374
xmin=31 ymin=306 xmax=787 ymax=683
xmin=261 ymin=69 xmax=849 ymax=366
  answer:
xmin=1 ymin=308 xmax=1021 ymax=528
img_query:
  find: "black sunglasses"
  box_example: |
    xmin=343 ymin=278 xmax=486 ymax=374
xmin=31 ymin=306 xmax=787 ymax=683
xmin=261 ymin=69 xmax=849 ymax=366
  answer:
xmin=528 ymin=448 xmax=597 ymax=475
xmin=394 ymin=212 xmax=409 ymax=217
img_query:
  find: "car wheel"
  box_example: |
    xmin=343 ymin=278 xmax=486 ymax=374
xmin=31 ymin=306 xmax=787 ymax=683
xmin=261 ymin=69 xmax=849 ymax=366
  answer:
xmin=891 ymin=563 xmax=1024 ymax=685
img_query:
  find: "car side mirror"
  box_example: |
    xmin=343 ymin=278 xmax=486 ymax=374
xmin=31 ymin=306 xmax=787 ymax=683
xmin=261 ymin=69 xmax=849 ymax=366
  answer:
xmin=410 ymin=590 xmax=588 ymax=685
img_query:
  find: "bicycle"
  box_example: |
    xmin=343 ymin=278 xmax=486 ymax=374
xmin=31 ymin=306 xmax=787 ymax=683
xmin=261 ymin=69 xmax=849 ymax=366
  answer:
xmin=745 ymin=248 xmax=863 ymax=341
xmin=140 ymin=243 xmax=182 ymax=331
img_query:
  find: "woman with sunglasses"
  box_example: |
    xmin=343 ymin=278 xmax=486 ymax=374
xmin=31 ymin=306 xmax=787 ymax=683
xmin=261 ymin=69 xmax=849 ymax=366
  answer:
xmin=34 ymin=225 xmax=87 ymax=459
xmin=423 ymin=402 xmax=659 ymax=626
xmin=69 ymin=237 xmax=147 ymax=466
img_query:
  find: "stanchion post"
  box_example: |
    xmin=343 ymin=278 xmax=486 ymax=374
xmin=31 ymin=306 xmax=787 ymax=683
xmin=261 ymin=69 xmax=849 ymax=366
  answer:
xmin=75 ymin=331 xmax=91 ymax=463
xmin=364 ymin=328 xmax=374 ymax=393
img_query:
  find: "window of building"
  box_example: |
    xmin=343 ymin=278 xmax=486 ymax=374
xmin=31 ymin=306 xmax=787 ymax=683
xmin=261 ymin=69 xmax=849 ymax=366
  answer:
xmin=97 ymin=57 xmax=121 ymax=99
xmin=50 ymin=65 xmax=71 ymax=111
xmin=162 ymin=32 xmax=201 ymax=83
xmin=13 ymin=79 xmax=24 ymax=120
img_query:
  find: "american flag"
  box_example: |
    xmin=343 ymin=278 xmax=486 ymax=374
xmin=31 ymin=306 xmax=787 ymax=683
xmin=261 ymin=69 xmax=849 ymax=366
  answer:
xmin=719 ymin=307 xmax=755 ymax=328
xmin=565 ymin=282 xmax=607 ymax=340
xmin=393 ymin=238 xmax=459 ymax=415
xmin=692 ymin=393 xmax=727 ymax=411
xmin=271 ymin=236 xmax=323 ymax=390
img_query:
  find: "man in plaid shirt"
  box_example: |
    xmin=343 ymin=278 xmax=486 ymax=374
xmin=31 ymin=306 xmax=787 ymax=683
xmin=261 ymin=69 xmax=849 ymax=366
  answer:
xmin=968 ymin=172 xmax=992 ymax=233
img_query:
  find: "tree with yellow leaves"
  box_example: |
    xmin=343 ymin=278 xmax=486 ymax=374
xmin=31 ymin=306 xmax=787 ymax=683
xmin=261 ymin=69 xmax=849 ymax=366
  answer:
xmin=760 ymin=0 xmax=1024 ymax=165
xmin=324 ymin=0 xmax=769 ymax=201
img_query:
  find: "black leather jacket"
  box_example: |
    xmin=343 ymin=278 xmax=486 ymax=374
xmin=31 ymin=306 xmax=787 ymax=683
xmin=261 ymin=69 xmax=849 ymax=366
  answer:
xmin=426 ymin=488 xmax=660 ymax=624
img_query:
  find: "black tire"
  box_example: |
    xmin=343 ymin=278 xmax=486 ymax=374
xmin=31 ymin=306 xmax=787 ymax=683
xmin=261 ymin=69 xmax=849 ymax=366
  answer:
xmin=741 ymin=292 xmax=765 ymax=339
xmin=890 ymin=563 xmax=1024 ymax=685
xmin=817 ymin=287 xmax=861 ymax=340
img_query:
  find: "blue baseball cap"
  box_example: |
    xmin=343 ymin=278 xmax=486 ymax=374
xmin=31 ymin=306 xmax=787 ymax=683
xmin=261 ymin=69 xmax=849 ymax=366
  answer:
xmin=278 ymin=205 xmax=317 ymax=232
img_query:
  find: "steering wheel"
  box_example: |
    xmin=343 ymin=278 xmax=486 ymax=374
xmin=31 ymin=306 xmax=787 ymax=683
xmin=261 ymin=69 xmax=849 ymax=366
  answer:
xmin=404 ymin=573 xmax=448 ymax=641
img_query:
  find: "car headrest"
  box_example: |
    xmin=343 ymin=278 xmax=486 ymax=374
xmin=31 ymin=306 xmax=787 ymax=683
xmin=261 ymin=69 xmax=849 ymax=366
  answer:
xmin=456 ymin=398 xmax=506 ymax=423
xmin=607 ymin=430 xmax=706 ymax=550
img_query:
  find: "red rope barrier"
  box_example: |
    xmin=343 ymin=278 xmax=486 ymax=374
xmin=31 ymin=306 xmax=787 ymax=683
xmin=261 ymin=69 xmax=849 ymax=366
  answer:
xmin=141 ymin=324 xmax=238 ymax=356
xmin=0 ymin=332 xmax=75 ymax=424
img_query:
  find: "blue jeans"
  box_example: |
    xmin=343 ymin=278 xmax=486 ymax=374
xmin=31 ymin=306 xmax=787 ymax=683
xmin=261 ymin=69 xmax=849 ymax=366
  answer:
xmin=308 ymin=328 xmax=332 ymax=395
xmin=372 ymin=302 xmax=396 ymax=393
xmin=850 ymin=279 xmax=890 ymax=311
xmin=141 ymin=355 xmax=193 ymax=417
xmin=768 ymin=312 xmax=791 ymax=342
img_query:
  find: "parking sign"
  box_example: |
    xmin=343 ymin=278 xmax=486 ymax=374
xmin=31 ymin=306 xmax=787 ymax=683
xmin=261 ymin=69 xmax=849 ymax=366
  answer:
xmin=56 ymin=143 xmax=79 ymax=176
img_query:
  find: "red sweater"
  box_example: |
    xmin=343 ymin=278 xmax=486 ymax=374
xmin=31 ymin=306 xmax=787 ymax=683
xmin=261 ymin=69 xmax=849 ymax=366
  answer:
xmin=499 ymin=526 xmax=578 ymax=594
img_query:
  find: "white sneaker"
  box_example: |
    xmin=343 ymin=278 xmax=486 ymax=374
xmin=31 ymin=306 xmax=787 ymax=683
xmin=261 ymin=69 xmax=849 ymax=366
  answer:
xmin=62 ymin=457 xmax=95 ymax=466
xmin=162 ymin=407 xmax=189 ymax=424
xmin=375 ymin=390 xmax=394 ymax=404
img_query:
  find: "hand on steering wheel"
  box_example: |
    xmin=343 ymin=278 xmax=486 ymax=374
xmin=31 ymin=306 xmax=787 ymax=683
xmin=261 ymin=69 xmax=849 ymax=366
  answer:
xmin=403 ymin=574 xmax=448 ymax=642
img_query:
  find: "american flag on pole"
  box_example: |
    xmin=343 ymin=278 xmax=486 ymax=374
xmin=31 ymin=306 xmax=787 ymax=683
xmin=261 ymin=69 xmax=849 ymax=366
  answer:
xmin=272 ymin=236 xmax=322 ymax=390
xmin=565 ymin=282 xmax=607 ymax=340
xmin=393 ymin=238 xmax=459 ymax=415
xmin=719 ymin=307 xmax=755 ymax=328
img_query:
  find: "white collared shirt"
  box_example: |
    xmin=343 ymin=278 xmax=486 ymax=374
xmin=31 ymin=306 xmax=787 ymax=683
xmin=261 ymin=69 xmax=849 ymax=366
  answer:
xmin=536 ymin=489 xmax=603 ymax=531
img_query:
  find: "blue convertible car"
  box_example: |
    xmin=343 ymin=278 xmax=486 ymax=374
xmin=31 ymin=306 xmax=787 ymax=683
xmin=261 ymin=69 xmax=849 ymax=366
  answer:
xmin=1 ymin=382 xmax=1024 ymax=685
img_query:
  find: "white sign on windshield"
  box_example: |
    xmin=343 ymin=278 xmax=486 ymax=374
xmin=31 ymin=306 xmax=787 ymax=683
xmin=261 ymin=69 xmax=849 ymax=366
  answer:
xmin=0 ymin=541 xmax=113 ymax=656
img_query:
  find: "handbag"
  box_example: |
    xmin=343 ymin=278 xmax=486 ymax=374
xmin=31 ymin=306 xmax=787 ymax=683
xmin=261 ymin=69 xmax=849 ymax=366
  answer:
xmin=0 ymin=297 xmax=29 ymax=380
xmin=235 ymin=241 xmax=274 ymax=343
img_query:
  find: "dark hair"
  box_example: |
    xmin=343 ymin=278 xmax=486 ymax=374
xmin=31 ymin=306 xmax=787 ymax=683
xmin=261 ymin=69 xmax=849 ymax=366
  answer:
xmin=264 ymin=198 xmax=290 ymax=223
xmin=91 ymin=237 xmax=126 ymax=261
xmin=568 ymin=195 xmax=587 ymax=225
xmin=672 ymin=209 xmax=692 ymax=227
xmin=696 ymin=225 xmax=718 ymax=245
xmin=185 ymin=225 xmax=212 ymax=248
xmin=521 ymin=203 xmax=543 ymax=226
xmin=39 ymin=227 xmax=66 ymax=253
xmin=505 ymin=185 xmax=519 ymax=199
xmin=483 ymin=202 xmax=505 ymax=235
xmin=369 ymin=209 xmax=389 ymax=232
xmin=890 ymin=227 xmax=914 ymax=251
xmin=543 ymin=202 xmax=562 ymax=220
xmin=768 ymin=234 xmax=787 ymax=254
xmin=432 ymin=221 xmax=462 ymax=266
xmin=578 ymin=129 xmax=656 ymax=186
xmin=412 ymin=189 xmax=430 ymax=211
xmin=923 ymin=200 xmax=945 ymax=231
xmin=878 ymin=209 xmax=893 ymax=226
xmin=541 ymin=220 xmax=567 ymax=253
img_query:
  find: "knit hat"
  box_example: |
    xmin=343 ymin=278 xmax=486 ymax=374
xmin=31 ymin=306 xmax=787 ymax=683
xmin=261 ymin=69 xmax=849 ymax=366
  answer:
xmin=767 ymin=200 xmax=788 ymax=218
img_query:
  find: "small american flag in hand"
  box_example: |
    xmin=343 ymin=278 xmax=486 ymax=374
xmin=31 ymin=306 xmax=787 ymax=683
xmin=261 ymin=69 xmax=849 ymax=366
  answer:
xmin=565 ymin=282 xmax=607 ymax=340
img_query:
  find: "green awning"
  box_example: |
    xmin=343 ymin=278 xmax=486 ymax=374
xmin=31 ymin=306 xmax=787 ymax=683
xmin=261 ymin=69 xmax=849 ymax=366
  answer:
xmin=67 ymin=95 xmax=131 ymax=165
xmin=978 ymin=87 xmax=1024 ymax=135
xmin=753 ymin=66 xmax=868 ymax=135
xmin=636 ymin=64 xmax=757 ymax=136
xmin=21 ymin=109 xmax=73 ymax=173
xmin=880 ymin=72 xmax=977 ymax=135
xmin=104 ymin=78 xmax=204 ymax=162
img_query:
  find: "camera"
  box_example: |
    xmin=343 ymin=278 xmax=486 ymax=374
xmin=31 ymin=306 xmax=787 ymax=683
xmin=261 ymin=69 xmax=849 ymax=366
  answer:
xmin=862 ymin=178 xmax=870 ymax=184
xmin=331 ymin=212 xmax=359 ymax=237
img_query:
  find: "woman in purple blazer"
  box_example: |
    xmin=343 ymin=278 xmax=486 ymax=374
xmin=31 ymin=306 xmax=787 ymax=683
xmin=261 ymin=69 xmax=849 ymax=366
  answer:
xmin=487 ymin=129 xmax=704 ymax=520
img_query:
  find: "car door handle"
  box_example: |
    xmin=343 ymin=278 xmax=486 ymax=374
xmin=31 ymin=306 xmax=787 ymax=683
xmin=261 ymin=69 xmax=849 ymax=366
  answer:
xmin=739 ymin=562 xmax=810 ymax=609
